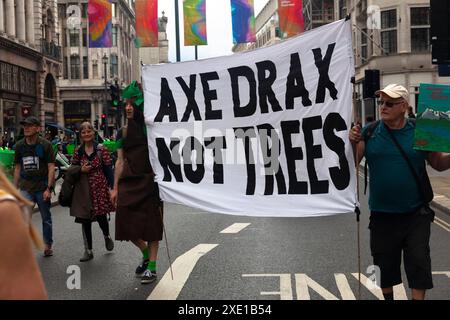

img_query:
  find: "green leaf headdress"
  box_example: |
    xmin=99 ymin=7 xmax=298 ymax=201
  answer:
xmin=122 ymin=80 xmax=144 ymax=110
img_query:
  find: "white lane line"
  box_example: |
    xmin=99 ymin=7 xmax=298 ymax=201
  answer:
xmin=242 ymin=274 xmax=293 ymax=300
xmin=334 ymin=274 xmax=356 ymax=300
xmin=295 ymin=274 xmax=339 ymax=300
xmin=393 ymin=283 xmax=408 ymax=300
xmin=435 ymin=217 xmax=450 ymax=228
xmin=435 ymin=219 xmax=450 ymax=232
xmin=220 ymin=223 xmax=251 ymax=234
xmin=351 ymin=273 xmax=383 ymax=300
xmin=432 ymin=271 xmax=450 ymax=278
xmin=147 ymin=244 xmax=218 ymax=300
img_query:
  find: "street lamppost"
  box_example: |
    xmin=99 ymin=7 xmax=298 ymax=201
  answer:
xmin=174 ymin=0 xmax=180 ymax=62
xmin=102 ymin=53 xmax=109 ymax=138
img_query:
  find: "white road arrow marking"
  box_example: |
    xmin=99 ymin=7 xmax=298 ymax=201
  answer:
xmin=147 ymin=244 xmax=218 ymax=300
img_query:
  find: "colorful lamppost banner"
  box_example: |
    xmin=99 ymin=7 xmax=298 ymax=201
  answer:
xmin=183 ymin=0 xmax=207 ymax=46
xmin=230 ymin=0 xmax=256 ymax=44
xmin=88 ymin=0 xmax=112 ymax=48
xmin=414 ymin=83 xmax=450 ymax=153
xmin=135 ymin=0 xmax=158 ymax=48
xmin=278 ymin=0 xmax=304 ymax=38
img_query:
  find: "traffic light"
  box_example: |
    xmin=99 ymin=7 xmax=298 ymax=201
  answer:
xmin=431 ymin=0 xmax=450 ymax=64
xmin=100 ymin=114 xmax=106 ymax=130
xmin=94 ymin=119 xmax=99 ymax=130
xmin=363 ymin=69 xmax=380 ymax=98
xmin=110 ymin=84 xmax=121 ymax=108
xmin=21 ymin=106 xmax=32 ymax=118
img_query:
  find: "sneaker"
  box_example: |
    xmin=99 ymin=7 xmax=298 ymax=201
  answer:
xmin=141 ymin=270 xmax=157 ymax=284
xmin=135 ymin=259 xmax=149 ymax=277
xmin=105 ymin=236 xmax=114 ymax=251
xmin=80 ymin=250 xmax=94 ymax=262
xmin=43 ymin=248 xmax=53 ymax=257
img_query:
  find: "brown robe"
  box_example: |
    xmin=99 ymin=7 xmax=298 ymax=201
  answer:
xmin=114 ymin=119 xmax=163 ymax=242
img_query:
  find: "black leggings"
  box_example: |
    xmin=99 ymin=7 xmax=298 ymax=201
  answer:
xmin=82 ymin=215 xmax=110 ymax=250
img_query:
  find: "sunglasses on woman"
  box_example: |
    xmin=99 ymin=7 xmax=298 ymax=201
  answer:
xmin=377 ymin=100 xmax=404 ymax=108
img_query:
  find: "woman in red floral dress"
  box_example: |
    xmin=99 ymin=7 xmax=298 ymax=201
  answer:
xmin=71 ymin=122 xmax=115 ymax=262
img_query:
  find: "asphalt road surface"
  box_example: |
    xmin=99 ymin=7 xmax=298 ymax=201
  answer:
xmin=33 ymin=180 xmax=450 ymax=300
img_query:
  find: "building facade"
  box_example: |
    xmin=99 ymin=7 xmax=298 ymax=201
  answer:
xmin=233 ymin=0 xmax=450 ymax=127
xmin=57 ymin=0 xmax=139 ymax=137
xmin=232 ymin=0 xmax=337 ymax=53
xmin=57 ymin=0 xmax=169 ymax=137
xmin=0 ymin=0 xmax=61 ymax=141
xmin=349 ymin=0 xmax=450 ymax=126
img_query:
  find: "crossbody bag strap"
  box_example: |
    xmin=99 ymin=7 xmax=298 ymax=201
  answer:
xmin=385 ymin=126 xmax=426 ymax=200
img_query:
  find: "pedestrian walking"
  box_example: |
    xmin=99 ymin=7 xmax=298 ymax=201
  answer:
xmin=13 ymin=116 xmax=55 ymax=257
xmin=111 ymin=81 xmax=164 ymax=284
xmin=349 ymin=83 xmax=450 ymax=300
xmin=70 ymin=122 xmax=115 ymax=262
xmin=0 ymin=167 xmax=47 ymax=299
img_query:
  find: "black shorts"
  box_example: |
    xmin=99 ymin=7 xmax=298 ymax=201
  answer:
xmin=369 ymin=209 xmax=433 ymax=289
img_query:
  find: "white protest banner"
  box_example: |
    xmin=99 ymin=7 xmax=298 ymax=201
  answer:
xmin=142 ymin=19 xmax=356 ymax=217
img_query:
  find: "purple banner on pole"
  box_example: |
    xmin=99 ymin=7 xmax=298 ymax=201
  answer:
xmin=230 ymin=0 xmax=256 ymax=44
xmin=88 ymin=0 xmax=112 ymax=48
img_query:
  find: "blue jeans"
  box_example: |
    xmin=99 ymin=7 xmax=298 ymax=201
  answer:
xmin=21 ymin=190 xmax=53 ymax=246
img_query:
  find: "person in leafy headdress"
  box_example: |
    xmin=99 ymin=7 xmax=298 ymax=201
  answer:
xmin=111 ymin=81 xmax=163 ymax=284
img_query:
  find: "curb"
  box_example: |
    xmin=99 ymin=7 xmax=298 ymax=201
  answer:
xmin=431 ymin=200 xmax=450 ymax=217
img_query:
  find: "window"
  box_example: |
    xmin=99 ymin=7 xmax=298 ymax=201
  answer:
xmin=92 ymin=61 xmax=98 ymax=79
xmin=44 ymin=75 xmax=55 ymax=99
xmin=11 ymin=65 xmax=19 ymax=92
xmin=112 ymin=3 xmax=117 ymax=18
xmin=81 ymin=3 xmax=88 ymax=19
xmin=69 ymin=28 xmax=79 ymax=47
xmin=58 ymin=4 xmax=66 ymax=19
xmin=339 ymin=0 xmax=346 ymax=19
xmin=411 ymin=7 xmax=430 ymax=52
xmin=110 ymin=54 xmax=118 ymax=78
xmin=63 ymin=57 xmax=68 ymax=79
xmin=112 ymin=26 xmax=118 ymax=46
xmin=361 ymin=28 xmax=368 ymax=62
xmin=82 ymin=28 xmax=87 ymax=47
xmin=83 ymin=56 xmax=89 ymax=79
xmin=70 ymin=55 xmax=80 ymax=79
xmin=62 ymin=28 xmax=67 ymax=47
xmin=381 ymin=9 xmax=397 ymax=54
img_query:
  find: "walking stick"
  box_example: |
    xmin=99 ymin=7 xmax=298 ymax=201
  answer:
xmin=159 ymin=206 xmax=174 ymax=280
xmin=355 ymin=174 xmax=362 ymax=301
xmin=352 ymin=77 xmax=362 ymax=300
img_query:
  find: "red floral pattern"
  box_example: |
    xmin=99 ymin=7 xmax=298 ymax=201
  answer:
xmin=71 ymin=145 xmax=114 ymax=216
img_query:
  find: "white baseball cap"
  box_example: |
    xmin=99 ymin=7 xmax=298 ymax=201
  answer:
xmin=375 ymin=84 xmax=409 ymax=102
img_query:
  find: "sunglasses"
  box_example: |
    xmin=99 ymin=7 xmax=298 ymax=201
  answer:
xmin=377 ymin=100 xmax=404 ymax=108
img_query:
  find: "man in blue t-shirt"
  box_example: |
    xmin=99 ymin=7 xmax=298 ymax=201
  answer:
xmin=14 ymin=116 xmax=56 ymax=257
xmin=349 ymin=84 xmax=450 ymax=300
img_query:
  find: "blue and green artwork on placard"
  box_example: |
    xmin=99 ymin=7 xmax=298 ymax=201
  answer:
xmin=414 ymin=83 xmax=450 ymax=153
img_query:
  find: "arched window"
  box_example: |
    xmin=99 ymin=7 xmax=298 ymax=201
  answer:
xmin=44 ymin=74 xmax=56 ymax=99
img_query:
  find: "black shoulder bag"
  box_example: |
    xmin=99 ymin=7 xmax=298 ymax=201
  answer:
xmin=385 ymin=126 xmax=435 ymax=222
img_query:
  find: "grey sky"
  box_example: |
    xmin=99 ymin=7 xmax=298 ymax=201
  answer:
xmin=158 ymin=0 xmax=270 ymax=62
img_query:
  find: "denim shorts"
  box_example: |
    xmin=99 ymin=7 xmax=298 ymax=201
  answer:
xmin=369 ymin=209 xmax=433 ymax=290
